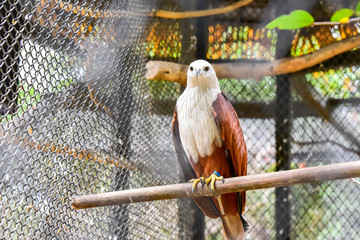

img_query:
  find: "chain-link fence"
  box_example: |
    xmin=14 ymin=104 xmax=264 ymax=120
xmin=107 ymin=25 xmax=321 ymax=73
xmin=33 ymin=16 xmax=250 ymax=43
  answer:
xmin=1 ymin=0 xmax=359 ymax=239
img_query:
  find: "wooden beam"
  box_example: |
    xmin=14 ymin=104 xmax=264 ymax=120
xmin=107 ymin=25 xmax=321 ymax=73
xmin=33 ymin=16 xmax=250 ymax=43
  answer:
xmin=145 ymin=34 xmax=360 ymax=83
xmin=71 ymin=160 xmax=360 ymax=209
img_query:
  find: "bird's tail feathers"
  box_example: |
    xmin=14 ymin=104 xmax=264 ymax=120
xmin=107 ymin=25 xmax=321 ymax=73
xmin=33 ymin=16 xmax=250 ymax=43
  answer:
xmin=221 ymin=214 xmax=245 ymax=240
xmin=240 ymin=214 xmax=249 ymax=232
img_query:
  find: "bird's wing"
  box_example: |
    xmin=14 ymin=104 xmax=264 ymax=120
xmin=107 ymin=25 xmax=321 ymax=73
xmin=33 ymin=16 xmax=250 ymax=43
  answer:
xmin=172 ymin=109 xmax=220 ymax=219
xmin=172 ymin=109 xmax=196 ymax=181
xmin=212 ymin=92 xmax=248 ymax=214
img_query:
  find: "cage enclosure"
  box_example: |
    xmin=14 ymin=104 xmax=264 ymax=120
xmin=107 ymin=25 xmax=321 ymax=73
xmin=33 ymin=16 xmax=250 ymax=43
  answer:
xmin=0 ymin=0 xmax=359 ymax=239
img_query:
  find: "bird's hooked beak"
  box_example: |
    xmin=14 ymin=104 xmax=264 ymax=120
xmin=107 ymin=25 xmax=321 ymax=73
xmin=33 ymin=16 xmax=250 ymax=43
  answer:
xmin=195 ymin=69 xmax=201 ymax=79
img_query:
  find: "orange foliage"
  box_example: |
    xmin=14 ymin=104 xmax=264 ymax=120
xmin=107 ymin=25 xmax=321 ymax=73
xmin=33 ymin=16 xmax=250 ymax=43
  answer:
xmin=207 ymin=24 xmax=276 ymax=60
xmin=146 ymin=22 xmax=181 ymax=59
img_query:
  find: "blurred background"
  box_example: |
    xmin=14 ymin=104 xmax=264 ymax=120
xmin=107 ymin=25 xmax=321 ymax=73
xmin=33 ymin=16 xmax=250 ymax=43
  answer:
xmin=0 ymin=0 xmax=359 ymax=239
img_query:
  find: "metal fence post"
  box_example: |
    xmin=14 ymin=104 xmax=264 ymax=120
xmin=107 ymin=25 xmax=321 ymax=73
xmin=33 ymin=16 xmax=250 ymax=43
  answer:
xmin=275 ymin=75 xmax=292 ymax=240
xmin=275 ymin=28 xmax=294 ymax=240
xmin=110 ymin=48 xmax=134 ymax=240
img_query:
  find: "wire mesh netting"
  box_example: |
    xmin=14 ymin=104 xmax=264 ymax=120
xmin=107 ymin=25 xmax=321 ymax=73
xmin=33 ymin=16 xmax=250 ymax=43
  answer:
xmin=1 ymin=0 xmax=359 ymax=239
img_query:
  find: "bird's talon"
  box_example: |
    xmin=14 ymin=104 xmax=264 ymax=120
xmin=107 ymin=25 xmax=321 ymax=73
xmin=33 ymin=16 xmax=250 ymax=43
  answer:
xmin=202 ymin=173 xmax=225 ymax=193
xmin=221 ymin=176 xmax=225 ymax=183
xmin=189 ymin=177 xmax=206 ymax=192
xmin=190 ymin=174 xmax=224 ymax=192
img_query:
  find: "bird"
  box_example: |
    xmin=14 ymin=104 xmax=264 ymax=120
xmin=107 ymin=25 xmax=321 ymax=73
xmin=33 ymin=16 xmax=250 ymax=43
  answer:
xmin=172 ymin=59 xmax=248 ymax=240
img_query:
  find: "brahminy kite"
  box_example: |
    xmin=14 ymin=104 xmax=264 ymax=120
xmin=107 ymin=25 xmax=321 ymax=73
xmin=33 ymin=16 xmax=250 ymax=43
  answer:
xmin=172 ymin=59 xmax=248 ymax=240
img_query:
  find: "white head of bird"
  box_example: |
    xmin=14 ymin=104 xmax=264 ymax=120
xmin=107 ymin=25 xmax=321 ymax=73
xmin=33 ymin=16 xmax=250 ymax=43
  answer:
xmin=186 ymin=60 xmax=219 ymax=89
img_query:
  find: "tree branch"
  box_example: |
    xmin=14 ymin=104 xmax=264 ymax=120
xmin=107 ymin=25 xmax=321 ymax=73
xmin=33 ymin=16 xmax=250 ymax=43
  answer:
xmin=145 ymin=34 xmax=360 ymax=84
xmin=154 ymin=0 xmax=254 ymax=19
xmin=0 ymin=127 xmax=138 ymax=171
xmin=57 ymin=0 xmax=254 ymax=20
xmin=312 ymin=17 xmax=360 ymax=26
xmin=291 ymin=74 xmax=360 ymax=150
xmin=349 ymin=178 xmax=360 ymax=185
xmin=71 ymin=160 xmax=360 ymax=209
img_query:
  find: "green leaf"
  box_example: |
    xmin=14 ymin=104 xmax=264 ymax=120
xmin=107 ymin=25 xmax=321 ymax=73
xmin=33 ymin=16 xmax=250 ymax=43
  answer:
xmin=282 ymin=10 xmax=315 ymax=29
xmin=330 ymin=8 xmax=354 ymax=22
xmin=265 ymin=15 xmax=288 ymax=29
xmin=29 ymin=87 xmax=35 ymax=97
xmin=265 ymin=10 xmax=314 ymax=30
xmin=355 ymin=2 xmax=360 ymax=16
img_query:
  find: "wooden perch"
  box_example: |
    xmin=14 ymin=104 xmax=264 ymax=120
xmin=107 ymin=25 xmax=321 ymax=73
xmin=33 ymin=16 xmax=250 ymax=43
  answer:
xmin=71 ymin=160 xmax=360 ymax=209
xmin=145 ymin=34 xmax=360 ymax=84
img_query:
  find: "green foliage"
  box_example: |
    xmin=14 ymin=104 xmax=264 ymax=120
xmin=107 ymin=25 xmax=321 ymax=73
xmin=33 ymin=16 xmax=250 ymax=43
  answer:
xmin=18 ymin=82 xmax=42 ymax=112
xmin=330 ymin=8 xmax=354 ymax=22
xmin=265 ymin=10 xmax=314 ymax=30
xmin=266 ymin=1 xmax=360 ymax=29
xmin=148 ymin=80 xmax=182 ymax=100
xmin=55 ymin=78 xmax=74 ymax=92
xmin=291 ymin=180 xmax=358 ymax=239
xmin=266 ymin=162 xmax=298 ymax=173
xmin=305 ymin=68 xmax=360 ymax=99
xmin=219 ymin=77 xmax=276 ymax=102
xmin=356 ymin=2 xmax=360 ymax=16
xmin=291 ymin=183 xmax=328 ymax=239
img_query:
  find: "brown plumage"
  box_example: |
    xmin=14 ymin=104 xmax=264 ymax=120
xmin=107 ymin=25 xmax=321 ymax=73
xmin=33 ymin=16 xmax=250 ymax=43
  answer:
xmin=172 ymin=60 xmax=248 ymax=240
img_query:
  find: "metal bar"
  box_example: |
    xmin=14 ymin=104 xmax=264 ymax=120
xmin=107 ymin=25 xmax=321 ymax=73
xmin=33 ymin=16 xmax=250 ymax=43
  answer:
xmin=275 ymin=74 xmax=292 ymax=240
xmin=71 ymin=160 xmax=360 ymax=209
xmin=109 ymin=47 xmax=134 ymax=239
xmin=274 ymin=1 xmax=297 ymax=232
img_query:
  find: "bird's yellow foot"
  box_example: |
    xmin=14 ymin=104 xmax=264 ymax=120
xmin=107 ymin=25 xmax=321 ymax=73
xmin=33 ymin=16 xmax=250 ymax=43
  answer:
xmin=188 ymin=177 xmax=206 ymax=192
xmin=202 ymin=171 xmax=225 ymax=193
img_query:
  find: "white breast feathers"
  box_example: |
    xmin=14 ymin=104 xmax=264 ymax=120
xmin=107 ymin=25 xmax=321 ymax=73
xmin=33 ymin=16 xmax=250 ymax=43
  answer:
xmin=176 ymin=87 xmax=223 ymax=163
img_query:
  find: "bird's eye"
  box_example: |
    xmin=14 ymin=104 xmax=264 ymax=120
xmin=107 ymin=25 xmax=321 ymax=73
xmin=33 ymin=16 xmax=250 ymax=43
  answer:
xmin=189 ymin=66 xmax=194 ymax=71
xmin=204 ymin=66 xmax=209 ymax=72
